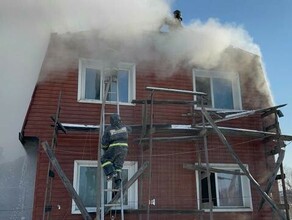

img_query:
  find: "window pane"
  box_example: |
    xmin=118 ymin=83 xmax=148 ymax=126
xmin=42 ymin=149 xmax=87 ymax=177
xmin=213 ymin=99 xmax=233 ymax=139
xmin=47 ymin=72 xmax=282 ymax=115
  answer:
xmin=196 ymin=76 xmax=212 ymax=107
xmin=213 ymin=78 xmax=233 ymax=109
xmin=217 ymin=173 xmax=243 ymax=207
xmin=118 ymin=70 xmax=129 ymax=102
xmin=79 ymin=166 xmax=97 ymax=207
xmin=201 ymin=172 xmax=217 ymax=206
xmin=85 ymin=68 xmax=101 ymax=100
xmin=106 ymin=70 xmax=129 ymax=102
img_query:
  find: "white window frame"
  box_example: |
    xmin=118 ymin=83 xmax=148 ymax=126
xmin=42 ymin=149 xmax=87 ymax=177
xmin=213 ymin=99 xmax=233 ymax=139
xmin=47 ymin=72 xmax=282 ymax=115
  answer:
xmin=196 ymin=163 xmax=253 ymax=212
xmin=193 ymin=69 xmax=242 ymax=110
xmin=78 ymin=58 xmax=136 ymax=105
xmin=72 ymin=160 xmax=138 ymax=214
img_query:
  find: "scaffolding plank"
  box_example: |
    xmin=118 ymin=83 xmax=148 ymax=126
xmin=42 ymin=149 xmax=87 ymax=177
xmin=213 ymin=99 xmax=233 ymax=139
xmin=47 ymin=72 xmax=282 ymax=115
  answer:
xmin=123 ymin=208 xmax=204 ymax=214
xmin=59 ymin=122 xmax=292 ymax=141
xmin=183 ymin=163 xmax=246 ymax=175
xmin=137 ymin=135 xmax=203 ymax=143
xmin=132 ymin=99 xmax=199 ymax=105
xmin=41 ymin=142 xmax=92 ymax=220
xmin=146 ymin=86 xmax=207 ymax=96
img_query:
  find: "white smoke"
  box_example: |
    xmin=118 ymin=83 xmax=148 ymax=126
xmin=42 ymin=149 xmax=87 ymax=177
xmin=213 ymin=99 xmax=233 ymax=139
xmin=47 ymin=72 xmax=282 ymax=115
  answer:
xmin=0 ymin=0 xmax=272 ymax=162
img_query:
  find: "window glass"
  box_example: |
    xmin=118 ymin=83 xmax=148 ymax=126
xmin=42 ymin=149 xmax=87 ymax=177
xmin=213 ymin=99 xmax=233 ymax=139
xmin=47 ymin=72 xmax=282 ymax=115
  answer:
xmin=193 ymin=69 xmax=242 ymax=110
xmin=195 ymin=76 xmax=212 ymax=107
xmin=79 ymin=166 xmax=97 ymax=207
xmin=198 ymin=164 xmax=252 ymax=210
xmin=217 ymin=172 xmax=243 ymax=207
xmin=213 ymin=78 xmax=233 ymax=109
xmin=85 ymin=68 xmax=101 ymax=100
xmin=201 ymin=172 xmax=217 ymax=206
xmin=79 ymin=59 xmax=135 ymax=104
xmin=72 ymin=160 xmax=137 ymax=213
xmin=106 ymin=70 xmax=129 ymax=102
xmin=118 ymin=70 xmax=129 ymax=103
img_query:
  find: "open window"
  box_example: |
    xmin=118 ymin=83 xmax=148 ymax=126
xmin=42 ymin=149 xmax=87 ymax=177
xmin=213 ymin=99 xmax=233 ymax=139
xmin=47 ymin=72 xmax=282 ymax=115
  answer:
xmin=193 ymin=69 xmax=242 ymax=110
xmin=196 ymin=163 xmax=253 ymax=211
xmin=78 ymin=59 xmax=136 ymax=104
xmin=72 ymin=160 xmax=138 ymax=214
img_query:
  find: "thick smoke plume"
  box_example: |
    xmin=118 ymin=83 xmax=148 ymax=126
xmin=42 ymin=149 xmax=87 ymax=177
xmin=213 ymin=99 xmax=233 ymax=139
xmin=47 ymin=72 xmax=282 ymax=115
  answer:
xmin=38 ymin=0 xmax=272 ymax=106
xmin=44 ymin=0 xmax=261 ymax=69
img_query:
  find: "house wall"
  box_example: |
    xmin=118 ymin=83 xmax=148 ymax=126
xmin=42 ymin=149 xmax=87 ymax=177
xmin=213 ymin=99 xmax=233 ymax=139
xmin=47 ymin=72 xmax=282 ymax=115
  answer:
xmin=22 ymin=33 xmax=279 ymax=220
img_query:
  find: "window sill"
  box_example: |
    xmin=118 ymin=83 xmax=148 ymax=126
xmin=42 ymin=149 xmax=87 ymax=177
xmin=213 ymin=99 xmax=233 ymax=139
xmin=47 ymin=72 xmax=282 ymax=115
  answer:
xmin=201 ymin=207 xmax=253 ymax=212
xmin=78 ymin=99 xmax=136 ymax=106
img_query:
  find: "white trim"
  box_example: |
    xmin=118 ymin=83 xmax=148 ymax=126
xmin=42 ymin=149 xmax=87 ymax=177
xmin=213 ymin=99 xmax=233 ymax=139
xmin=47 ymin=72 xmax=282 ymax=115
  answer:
xmin=71 ymin=160 xmax=138 ymax=214
xmin=195 ymin=163 xmax=253 ymax=212
xmin=192 ymin=69 xmax=242 ymax=110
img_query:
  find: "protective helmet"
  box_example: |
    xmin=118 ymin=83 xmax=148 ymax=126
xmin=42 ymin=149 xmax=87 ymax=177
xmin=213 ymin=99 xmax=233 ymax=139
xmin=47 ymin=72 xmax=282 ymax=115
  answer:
xmin=110 ymin=113 xmax=122 ymax=127
xmin=173 ymin=10 xmax=182 ymax=21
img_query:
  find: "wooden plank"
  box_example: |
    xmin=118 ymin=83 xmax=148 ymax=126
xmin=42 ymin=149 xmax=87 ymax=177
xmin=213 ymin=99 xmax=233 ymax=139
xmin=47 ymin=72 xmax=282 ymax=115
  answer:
xmin=137 ymin=135 xmax=203 ymax=143
xmin=41 ymin=141 xmax=92 ymax=220
xmin=201 ymin=108 xmax=286 ymax=220
xmin=123 ymin=208 xmax=204 ymax=214
xmin=146 ymin=86 xmax=206 ymax=96
xmin=183 ymin=163 xmax=246 ymax=176
xmin=132 ymin=99 xmax=199 ymax=105
xmin=104 ymin=161 xmax=149 ymax=214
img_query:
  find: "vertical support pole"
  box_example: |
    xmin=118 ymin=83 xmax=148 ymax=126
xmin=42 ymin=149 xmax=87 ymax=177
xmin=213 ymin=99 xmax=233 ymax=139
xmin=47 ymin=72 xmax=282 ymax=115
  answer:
xmin=275 ymin=112 xmax=290 ymax=220
xmin=201 ymin=104 xmax=213 ymax=220
xmin=196 ymin=94 xmax=203 ymax=220
xmin=280 ymin=164 xmax=290 ymax=220
xmin=96 ymin=76 xmax=112 ymax=220
xmin=120 ymin=180 xmax=124 ymax=220
xmin=42 ymin=91 xmax=62 ymax=220
xmin=146 ymin=90 xmax=155 ymax=220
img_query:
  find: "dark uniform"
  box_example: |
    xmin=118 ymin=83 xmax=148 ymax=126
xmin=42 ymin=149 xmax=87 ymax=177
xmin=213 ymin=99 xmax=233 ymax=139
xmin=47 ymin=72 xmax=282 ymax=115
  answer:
xmin=101 ymin=114 xmax=131 ymax=188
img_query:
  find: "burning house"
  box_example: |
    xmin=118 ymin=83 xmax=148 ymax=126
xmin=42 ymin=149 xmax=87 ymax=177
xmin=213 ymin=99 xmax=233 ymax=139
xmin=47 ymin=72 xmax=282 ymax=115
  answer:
xmin=19 ymin=11 xmax=292 ymax=220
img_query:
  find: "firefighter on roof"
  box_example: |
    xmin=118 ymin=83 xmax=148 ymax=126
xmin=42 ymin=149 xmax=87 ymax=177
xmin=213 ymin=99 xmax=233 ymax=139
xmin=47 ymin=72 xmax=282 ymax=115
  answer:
xmin=160 ymin=9 xmax=183 ymax=32
xmin=101 ymin=114 xmax=131 ymax=188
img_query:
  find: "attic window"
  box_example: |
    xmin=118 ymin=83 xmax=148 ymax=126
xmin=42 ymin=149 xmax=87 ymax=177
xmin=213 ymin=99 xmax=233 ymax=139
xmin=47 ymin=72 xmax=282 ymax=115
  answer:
xmin=193 ymin=69 xmax=242 ymax=110
xmin=78 ymin=59 xmax=136 ymax=104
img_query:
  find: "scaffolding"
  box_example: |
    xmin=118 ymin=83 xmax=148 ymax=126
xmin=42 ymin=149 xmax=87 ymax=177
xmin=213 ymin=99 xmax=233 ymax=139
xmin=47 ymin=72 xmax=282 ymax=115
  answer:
xmin=131 ymin=86 xmax=291 ymax=220
xmin=40 ymin=85 xmax=292 ymax=220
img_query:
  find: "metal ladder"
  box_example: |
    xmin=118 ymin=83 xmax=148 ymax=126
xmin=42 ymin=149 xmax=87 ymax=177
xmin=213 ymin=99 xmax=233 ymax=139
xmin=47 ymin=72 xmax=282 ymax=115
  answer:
xmin=96 ymin=68 xmax=125 ymax=220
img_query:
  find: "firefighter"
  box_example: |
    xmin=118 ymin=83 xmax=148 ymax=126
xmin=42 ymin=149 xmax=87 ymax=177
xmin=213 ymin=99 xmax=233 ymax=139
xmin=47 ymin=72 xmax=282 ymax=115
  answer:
xmin=160 ymin=9 xmax=183 ymax=32
xmin=101 ymin=114 xmax=131 ymax=188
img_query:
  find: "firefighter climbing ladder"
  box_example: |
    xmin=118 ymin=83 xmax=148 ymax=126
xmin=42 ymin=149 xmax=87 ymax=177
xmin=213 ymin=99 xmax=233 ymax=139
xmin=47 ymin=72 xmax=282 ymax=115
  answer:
xmin=96 ymin=68 xmax=125 ymax=220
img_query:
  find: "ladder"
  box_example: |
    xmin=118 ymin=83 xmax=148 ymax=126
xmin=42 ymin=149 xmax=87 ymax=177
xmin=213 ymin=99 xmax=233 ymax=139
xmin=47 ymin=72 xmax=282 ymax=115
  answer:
xmin=96 ymin=67 xmax=125 ymax=220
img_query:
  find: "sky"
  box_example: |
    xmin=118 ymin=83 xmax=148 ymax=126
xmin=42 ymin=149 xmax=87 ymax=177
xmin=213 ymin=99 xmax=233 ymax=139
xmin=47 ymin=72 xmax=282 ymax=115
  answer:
xmin=0 ymin=0 xmax=291 ymax=167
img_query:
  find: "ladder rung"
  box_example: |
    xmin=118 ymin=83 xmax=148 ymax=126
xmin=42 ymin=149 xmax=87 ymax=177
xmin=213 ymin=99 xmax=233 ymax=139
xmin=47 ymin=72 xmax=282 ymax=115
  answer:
xmin=104 ymin=113 xmax=117 ymax=115
xmin=104 ymin=189 xmax=120 ymax=192
xmin=104 ymin=203 xmax=121 ymax=207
